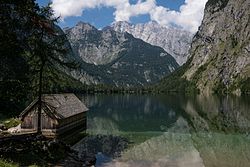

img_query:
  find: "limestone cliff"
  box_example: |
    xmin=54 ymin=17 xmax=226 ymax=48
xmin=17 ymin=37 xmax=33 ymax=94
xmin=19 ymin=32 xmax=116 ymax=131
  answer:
xmin=184 ymin=0 xmax=250 ymax=93
xmin=158 ymin=0 xmax=250 ymax=94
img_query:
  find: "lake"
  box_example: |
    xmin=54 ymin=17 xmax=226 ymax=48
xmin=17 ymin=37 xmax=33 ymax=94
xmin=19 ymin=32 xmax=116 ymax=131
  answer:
xmin=74 ymin=94 xmax=250 ymax=167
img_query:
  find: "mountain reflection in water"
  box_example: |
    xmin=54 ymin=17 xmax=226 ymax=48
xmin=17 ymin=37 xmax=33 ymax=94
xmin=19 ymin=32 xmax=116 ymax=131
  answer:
xmin=75 ymin=94 xmax=250 ymax=167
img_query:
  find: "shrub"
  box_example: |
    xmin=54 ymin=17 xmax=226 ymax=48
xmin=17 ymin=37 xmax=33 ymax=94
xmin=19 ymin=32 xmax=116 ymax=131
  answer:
xmin=3 ymin=118 xmax=21 ymax=129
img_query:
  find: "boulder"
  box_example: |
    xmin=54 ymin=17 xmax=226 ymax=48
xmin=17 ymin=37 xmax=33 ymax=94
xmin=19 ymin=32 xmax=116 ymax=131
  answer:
xmin=7 ymin=124 xmax=21 ymax=133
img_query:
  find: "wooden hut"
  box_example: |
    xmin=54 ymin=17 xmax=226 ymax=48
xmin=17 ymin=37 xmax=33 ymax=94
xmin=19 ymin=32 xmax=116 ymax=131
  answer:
xmin=19 ymin=94 xmax=88 ymax=137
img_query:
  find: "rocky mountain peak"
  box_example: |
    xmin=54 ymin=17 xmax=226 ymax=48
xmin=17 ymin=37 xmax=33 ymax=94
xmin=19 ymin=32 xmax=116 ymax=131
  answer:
xmin=66 ymin=22 xmax=134 ymax=65
xmin=111 ymin=21 xmax=132 ymax=28
xmin=111 ymin=21 xmax=193 ymax=65
xmin=75 ymin=21 xmax=96 ymax=30
xmin=65 ymin=21 xmax=179 ymax=86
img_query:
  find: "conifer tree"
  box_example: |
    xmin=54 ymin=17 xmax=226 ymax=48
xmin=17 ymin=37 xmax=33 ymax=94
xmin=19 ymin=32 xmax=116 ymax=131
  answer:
xmin=26 ymin=4 xmax=76 ymax=133
xmin=0 ymin=0 xmax=76 ymax=132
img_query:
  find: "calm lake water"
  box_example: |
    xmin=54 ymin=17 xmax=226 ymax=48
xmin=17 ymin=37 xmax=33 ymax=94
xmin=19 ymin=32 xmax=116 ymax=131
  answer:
xmin=75 ymin=94 xmax=250 ymax=167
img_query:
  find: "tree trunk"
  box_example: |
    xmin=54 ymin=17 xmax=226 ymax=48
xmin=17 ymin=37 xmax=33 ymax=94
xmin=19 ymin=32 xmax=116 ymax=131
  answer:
xmin=37 ymin=62 xmax=44 ymax=134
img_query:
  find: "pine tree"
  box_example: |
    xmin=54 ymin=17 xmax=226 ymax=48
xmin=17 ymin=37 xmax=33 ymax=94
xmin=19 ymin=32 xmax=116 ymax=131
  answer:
xmin=0 ymin=0 xmax=37 ymax=115
xmin=0 ymin=0 xmax=77 ymax=132
xmin=25 ymin=4 xmax=76 ymax=133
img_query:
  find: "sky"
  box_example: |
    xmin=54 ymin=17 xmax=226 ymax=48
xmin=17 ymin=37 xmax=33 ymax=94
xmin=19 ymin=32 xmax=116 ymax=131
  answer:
xmin=36 ymin=0 xmax=208 ymax=33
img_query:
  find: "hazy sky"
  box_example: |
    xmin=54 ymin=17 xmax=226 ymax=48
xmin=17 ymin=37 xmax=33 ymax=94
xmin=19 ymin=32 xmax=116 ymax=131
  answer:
xmin=36 ymin=0 xmax=208 ymax=33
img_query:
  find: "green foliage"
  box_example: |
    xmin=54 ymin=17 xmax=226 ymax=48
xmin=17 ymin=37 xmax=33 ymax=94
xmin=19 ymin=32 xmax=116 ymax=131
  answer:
xmin=211 ymin=75 xmax=250 ymax=94
xmin=218 ymin=41 xmax=226 ymax=52
xmin=192 ymin=64 xmax=208 ymax=83
xmin=0 ymin=159 xmax=18 ymax=167
xmin=212 ymin=80 xmax=227 ymax=94
xmin=239 ymin=78 xmax=250 ymax=94
xmin=1 ymin=138 xmax=70 ymax=167
xmin=0 ymin=0 xmax=36 ymax=115
xmin=41 ymin=67 xmax=86 ymax=94
xmin=153 ymin=59 xmax=198 ymax=93
xmin=230 ymin=35 xmax=238 ymax=48
xmin=3 ymin=118 xmax=21 ymax=129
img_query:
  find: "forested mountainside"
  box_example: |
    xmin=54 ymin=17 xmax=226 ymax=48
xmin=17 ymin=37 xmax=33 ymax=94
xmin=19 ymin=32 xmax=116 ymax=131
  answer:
xmin=157 ymin=0 xmax=250 ymax=94
xmin=112 ymin=21 xmax=193 ymax=65
xmin=65 ymin=22 xmax=179 ymax=86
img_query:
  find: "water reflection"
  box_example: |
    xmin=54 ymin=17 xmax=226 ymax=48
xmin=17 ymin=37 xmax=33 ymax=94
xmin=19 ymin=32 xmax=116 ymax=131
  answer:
xmin=83 ymin=94 xmax=180 ymax=133
xmin=181 ymin=95 xmax=250 ymax=132
xmin=77 ymin=94 xmax=250 ymax=167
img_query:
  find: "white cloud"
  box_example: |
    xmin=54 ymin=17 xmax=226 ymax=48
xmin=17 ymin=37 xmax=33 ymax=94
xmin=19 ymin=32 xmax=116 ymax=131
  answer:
xmin=51 ymin=0 xmax=208 ymax=33
xmin=114 ymin=0 xmax=156 ymax=21
xmin=149 ymin=0 xmax=208 ymax=33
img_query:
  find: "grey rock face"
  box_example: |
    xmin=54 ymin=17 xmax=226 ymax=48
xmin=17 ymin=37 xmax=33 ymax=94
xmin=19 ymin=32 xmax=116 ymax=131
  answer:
xmin=112 ymin=21 xmax=194 ymax=65
xmin=183 ymin=0 xmax=250 ymax=93
xmin=65 ymin=22 xmax=127 ymax=65
xmin=64 ymin=22 xmax=179 ymax=87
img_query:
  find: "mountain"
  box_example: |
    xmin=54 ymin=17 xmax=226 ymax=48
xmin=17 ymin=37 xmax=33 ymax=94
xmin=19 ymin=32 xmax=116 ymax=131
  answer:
xmin=64 ymin=22 xmax=127 ymax=65
xmin=157 ymin=0 xmax=250 ymax=94
xmin=64 ymin=22 xmax=179 ymax=87
xmin=111 ymin=21 xmax=193 ymax=65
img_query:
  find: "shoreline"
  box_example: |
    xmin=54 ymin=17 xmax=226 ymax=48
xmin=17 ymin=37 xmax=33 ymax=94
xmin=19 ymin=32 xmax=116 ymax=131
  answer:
xmin=0 ymin=133 xmax=129 ymax=167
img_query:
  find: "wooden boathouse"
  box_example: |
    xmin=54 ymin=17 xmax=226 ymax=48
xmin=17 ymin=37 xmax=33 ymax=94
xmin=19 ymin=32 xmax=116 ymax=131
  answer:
xmin=19 ymin=94 xmax=88 ymax=137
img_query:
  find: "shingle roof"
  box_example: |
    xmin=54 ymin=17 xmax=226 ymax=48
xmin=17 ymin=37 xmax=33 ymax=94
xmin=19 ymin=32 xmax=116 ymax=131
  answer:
xmin=20 ymin=94 xmax=88 ymax=120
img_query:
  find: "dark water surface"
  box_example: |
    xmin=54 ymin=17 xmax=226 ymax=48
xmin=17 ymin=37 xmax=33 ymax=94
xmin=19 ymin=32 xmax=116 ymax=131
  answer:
xmin=74 ymin=94 xmax=250 ymax=167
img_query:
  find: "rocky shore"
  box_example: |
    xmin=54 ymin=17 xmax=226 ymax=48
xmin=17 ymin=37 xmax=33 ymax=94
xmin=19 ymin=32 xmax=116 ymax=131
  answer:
xmin=0 ymin=134 xmax=129 ymax=167
xmin=0 ymin=135 xmax=74 ymax=166
xmin=67 ymin=135 xmax=129 ymax=167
